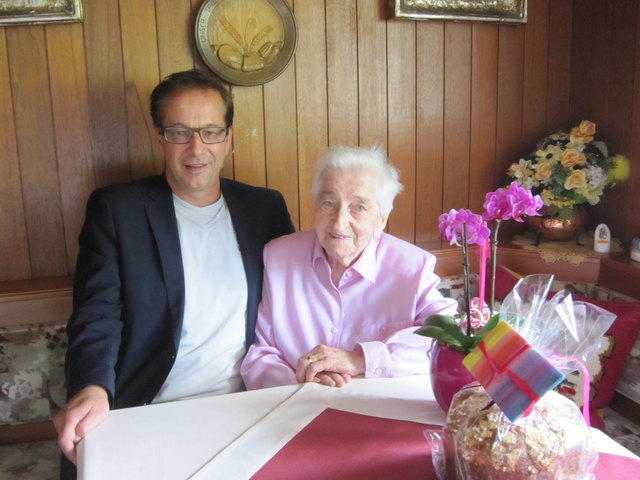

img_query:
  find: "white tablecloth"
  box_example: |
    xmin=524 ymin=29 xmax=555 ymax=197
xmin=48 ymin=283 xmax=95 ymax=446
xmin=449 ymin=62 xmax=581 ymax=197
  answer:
xmin=77 ymin=375 xmax=638 ymax=480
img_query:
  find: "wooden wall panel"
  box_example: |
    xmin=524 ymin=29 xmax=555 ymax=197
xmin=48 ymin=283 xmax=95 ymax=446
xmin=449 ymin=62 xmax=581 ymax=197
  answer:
xmin=415 ymin=21 xmax=444 ymax=244
xmin=83 ymin=0 xmax=129 ymax=189
xmin=357 ymin=0 xmax=387 ymax=150
xmin=469 ymin=24 xmax=498 ymax=214
xmin=387 ymin=18 xmax=416 ymax=243
xmin=442 ymin=22 xmax=472 ymax=211
xmin=0 ymin=29 xmax=30 ymax=281
xmin=7 ymin=27 xmax=68 ymax=278
xmin=495 ymin=25 xmax=525 ymax=185
xmin=264 ymin=62 xmax=300 ymax=228
xmin=545 ymin=0 xmax=571 ymax=133
xmin=2 ymin=0 xmax=640 ymax=283
xmin=326 ymin=0 xmax=358 ymax=148
xmin=629 ymin=5 xmax=640 ymax=245
xmin=119 ymin=0 xmax=162 ymax=178
xmin=293 ymin=0 xmax=328 ymax=231
xmin=46 ymin=24 xmax=95 ymax=273
xmin=521 ymin=0 xmax=549 ymax=144
xmin=155 ymin=0 xmax=196 ymax=77
xmin=233 ymin=87 xmax=267 ymax=185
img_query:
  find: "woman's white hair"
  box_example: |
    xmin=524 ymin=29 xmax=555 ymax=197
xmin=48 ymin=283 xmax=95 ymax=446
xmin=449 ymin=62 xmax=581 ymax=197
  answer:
xmin=311 ymin=145 xmax=404 ymax=216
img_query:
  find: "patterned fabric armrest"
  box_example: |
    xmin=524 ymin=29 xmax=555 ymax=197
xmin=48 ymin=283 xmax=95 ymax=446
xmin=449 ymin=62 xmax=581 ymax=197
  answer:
xmin=0 ymin=324 xmax=67 ymax=426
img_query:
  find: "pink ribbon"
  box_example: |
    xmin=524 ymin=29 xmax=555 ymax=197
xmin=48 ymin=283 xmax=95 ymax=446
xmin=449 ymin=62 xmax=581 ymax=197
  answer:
xmin=477 ymin=341 xmax=540 ymax=404
xmin=551 ymin=355 xmax=592 ymax=427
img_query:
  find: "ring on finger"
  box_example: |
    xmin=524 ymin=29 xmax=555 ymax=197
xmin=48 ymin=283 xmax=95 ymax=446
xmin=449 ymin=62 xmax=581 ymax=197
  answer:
xmin=306 ymin=356 xmax=313 ymax=364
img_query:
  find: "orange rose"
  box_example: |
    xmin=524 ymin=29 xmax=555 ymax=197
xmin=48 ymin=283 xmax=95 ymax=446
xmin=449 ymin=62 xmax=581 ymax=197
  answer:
xmin=570 ymin=120 xmax=596 ymax=143
xmin=560 ymin=149 xmax=587 ymax=168
xmin=564 ymin=169 xmax=587 ymax=190
xmin=535 ymin=161 xmax=553 ymax=181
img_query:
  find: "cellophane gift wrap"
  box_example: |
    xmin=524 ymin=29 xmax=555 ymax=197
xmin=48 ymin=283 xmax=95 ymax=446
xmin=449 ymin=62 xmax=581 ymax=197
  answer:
xmin=428 ymin=274 xmax=617 ymax=480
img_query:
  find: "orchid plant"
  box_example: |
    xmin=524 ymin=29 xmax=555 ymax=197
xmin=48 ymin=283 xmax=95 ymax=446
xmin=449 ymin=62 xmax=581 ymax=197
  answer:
xmin=415 ymin=182 xmax=543 ymax=354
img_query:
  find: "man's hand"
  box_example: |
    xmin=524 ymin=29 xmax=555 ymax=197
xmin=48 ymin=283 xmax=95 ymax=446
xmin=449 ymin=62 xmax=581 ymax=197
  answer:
xmin=53 ymin=385 xmax=110 ymax=465
xmin=296 ymin=344 xmax=365 ymax=386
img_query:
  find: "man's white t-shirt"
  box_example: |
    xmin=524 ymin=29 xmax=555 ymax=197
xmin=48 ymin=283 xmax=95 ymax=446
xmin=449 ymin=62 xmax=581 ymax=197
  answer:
xmin=153 ymin=194 xmax=248 ymax=403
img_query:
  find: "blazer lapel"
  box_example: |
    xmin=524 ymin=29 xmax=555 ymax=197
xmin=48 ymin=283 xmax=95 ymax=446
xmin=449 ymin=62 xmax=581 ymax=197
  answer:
xmin=145 ymin=177 xmax=185 ymax=348
xmin=222 ymin=179 xmax=262 ymax=346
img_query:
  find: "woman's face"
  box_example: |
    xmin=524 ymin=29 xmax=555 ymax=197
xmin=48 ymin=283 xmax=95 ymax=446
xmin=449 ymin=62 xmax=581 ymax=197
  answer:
xmin=314 ymin=167 xmax=387 ymax=270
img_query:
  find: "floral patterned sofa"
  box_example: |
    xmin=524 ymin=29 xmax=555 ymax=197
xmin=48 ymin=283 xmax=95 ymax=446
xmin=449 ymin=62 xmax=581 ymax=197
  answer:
xmin=0 ymin=325 xmax=67 ymax=427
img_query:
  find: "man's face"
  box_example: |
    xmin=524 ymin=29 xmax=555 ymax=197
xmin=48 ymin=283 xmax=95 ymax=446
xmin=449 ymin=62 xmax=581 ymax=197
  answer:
xmin=155 ymin=88 xmax=232 ymax=206
xmin=314 ymin=167 xmax=387 ymax=270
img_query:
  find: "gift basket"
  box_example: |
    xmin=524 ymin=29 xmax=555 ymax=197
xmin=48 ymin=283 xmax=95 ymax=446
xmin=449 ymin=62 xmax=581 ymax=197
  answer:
xmin=428 ymin=274 xmax=617 ymax=480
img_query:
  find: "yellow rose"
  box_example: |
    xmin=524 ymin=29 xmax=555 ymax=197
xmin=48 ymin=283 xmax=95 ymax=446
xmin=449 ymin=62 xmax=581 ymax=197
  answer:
xmin=564 ymin=169 xmax=587 ymax=190
xmin=560 ymin=149 xmax=586 ymax=168
xmin=534 ymin=161 xmax=553 ymax=181
xmin=570 ymin=120 xmax=596 ymax=143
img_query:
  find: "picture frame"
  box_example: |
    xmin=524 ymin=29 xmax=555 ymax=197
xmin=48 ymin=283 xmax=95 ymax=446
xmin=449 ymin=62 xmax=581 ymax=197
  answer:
xmin=195 ymin=0 xmax=298 ymax=87
xmin=388 ymin=0 xmax=527 ymax=24
xmin=0 ymin=0 xmax=83 ymax=26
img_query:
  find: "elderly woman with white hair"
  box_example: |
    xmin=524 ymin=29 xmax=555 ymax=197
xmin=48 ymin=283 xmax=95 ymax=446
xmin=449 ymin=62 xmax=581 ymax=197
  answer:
xmin=241 ymin=145 xmax=457 ymax=389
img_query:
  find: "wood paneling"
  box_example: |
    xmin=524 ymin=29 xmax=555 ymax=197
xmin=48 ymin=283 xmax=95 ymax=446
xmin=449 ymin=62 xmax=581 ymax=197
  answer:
xmin=387 ymin=17 xmax=416 ymax=242
xmin=1 ymin=0 xmax=640 ymax=283
xmin=7 ymin=26 xmax=67 ymax=278
xmin=415 ymin=21 xmax=445 ymax=245
xmin=46 ymin=23 xmax=95 ymax=273
xmin=442 ymin=22 xmax=472 ymax=212
xmin=294 ymin=0 xmax=328 ymax=231
xmin=0 ymin=28 xmax=30 ymax=281
xmin=469 ymin=24 xmax=498 ymax=213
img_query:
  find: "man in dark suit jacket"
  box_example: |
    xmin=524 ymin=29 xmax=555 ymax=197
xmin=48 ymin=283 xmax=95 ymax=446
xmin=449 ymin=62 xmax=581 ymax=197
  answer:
xmin=54 ymin=70 xmax=294 ymax=474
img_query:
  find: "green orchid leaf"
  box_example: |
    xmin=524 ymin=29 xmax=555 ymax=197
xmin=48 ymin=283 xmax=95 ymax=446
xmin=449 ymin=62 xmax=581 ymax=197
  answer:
xmin=473 ymin=313 xmax=500 ymax=337
xmin=419 ymin=314 xmax=467 ymax=342
xmin=413 ymin=325 xmax=464 ymax=348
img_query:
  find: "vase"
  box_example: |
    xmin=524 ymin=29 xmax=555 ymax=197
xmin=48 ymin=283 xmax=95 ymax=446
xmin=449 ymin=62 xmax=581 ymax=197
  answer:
xmin=429 ymin=342 xmax=476 ymax=412
xmin=525 ymin=206 xmax=586 ymax=243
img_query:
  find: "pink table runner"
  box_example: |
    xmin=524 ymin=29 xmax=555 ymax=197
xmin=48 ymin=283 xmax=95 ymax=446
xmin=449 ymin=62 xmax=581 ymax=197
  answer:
xmin=251 ymin=408 xmax=640 ymax=480
xmin=251 ymin=408 xmax=438 ymax=480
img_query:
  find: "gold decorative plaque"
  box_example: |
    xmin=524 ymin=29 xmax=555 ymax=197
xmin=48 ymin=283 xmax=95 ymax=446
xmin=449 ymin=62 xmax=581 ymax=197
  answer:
xmin=388 ymin=0 xmax=527 ymax=24
xmin=195 ymin=0 xmax=298 ymax=86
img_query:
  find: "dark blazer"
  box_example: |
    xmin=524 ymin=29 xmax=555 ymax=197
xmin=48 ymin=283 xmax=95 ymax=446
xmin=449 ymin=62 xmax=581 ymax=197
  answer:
xmin=64 ymin=175 xmax=294 ymax=409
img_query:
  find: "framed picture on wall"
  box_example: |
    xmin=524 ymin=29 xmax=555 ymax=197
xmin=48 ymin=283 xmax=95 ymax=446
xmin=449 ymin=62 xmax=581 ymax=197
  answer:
xmin=0 ymin=0 xmax=83 ymax=26
xmin=195 ymin=0 xmax=298 ymax=86
xmin=388 ymin=0 xmax=527 ymax=24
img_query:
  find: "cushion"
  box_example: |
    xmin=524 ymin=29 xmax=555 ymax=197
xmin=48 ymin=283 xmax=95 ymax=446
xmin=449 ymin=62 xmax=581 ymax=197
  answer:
xmin=485 ymin=264 xmax=523 ymax=301
xmin=0 ymin=324 xmax=67 ymax=425
xmin=557 ymin=299 xmax=640 ymax=429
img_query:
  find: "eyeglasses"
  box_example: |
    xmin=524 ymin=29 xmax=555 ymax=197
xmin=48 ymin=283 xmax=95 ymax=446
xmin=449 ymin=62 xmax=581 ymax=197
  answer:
xmin=162 ymin=126 xmax=228 ymax=144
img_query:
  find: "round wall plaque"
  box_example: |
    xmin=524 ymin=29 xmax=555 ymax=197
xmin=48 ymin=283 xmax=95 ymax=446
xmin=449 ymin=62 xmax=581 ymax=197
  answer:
xmin=195 ymin=0 xmax=298 ymax=86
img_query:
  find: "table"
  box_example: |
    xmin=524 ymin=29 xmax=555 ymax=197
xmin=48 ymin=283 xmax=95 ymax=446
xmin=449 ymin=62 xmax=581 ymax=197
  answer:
xmin=78 ymin=375 xmax=639 ymax=479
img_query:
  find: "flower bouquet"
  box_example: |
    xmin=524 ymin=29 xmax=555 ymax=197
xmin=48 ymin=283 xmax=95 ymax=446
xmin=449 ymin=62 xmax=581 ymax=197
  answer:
xmin=506 ymin=120 xmax=629 ymax=220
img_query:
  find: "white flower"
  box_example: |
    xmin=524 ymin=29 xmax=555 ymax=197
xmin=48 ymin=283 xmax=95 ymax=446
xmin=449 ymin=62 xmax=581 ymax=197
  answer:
xmin=586 ymin=165 xmax=608 ymax=189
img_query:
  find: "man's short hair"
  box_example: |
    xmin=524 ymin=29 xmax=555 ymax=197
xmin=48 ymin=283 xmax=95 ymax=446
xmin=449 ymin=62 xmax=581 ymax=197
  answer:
xmin=150 ymin=69 xmax=234 ymax=129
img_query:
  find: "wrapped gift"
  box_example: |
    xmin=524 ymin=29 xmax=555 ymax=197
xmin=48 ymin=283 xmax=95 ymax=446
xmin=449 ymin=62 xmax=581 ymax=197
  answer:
xmin=431 ymin=274 xmax=618 ymax=480
xmin=463 ymin=320 xmax=565 ymax=422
